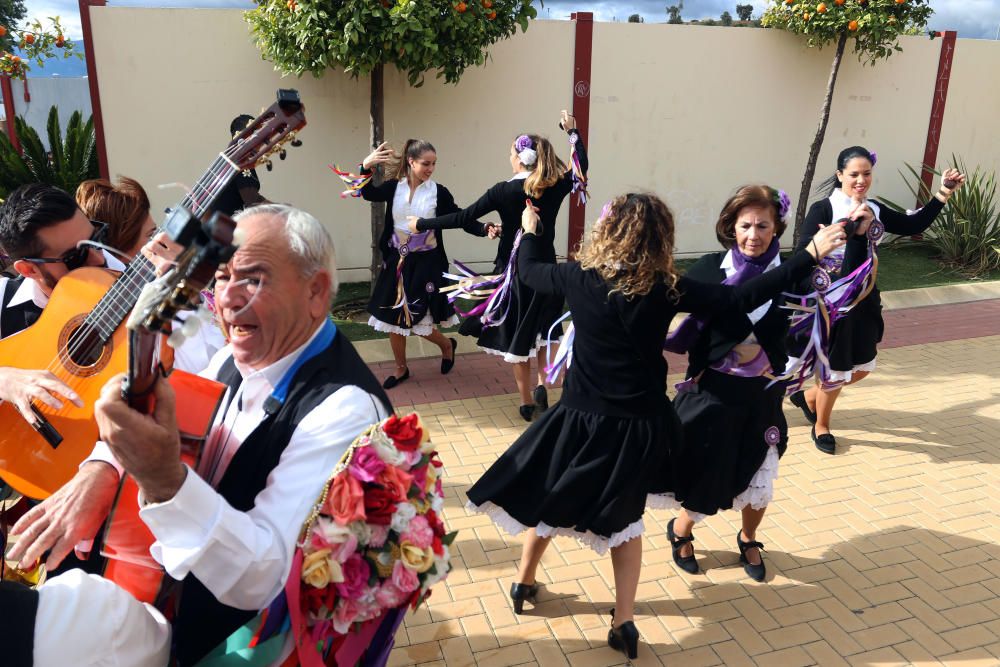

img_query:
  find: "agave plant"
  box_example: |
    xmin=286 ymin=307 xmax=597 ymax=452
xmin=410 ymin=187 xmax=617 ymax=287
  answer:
xmin=0 ymin=105 xmax=99 ymax=199
xmin=881 ymin=157 xmax=1000 ymax=278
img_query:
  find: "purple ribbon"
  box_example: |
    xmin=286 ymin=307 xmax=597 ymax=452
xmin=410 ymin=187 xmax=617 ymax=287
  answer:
xmin=665 ymin=239 xmax=781 ymax=354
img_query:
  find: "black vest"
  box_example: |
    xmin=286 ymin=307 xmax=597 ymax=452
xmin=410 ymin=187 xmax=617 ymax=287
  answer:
xmin=172 ymin=331 xmax=393 ymax=666
xmin=0 ymin=276 xmax=43 ymax=340
xmin=684 ymin=252 xmax=792 ymax=379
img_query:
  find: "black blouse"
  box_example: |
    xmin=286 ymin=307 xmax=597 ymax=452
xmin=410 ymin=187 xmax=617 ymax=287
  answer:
xmin=415 ymin=130 xmax=589 ymax=270
xmin=516 ymin=234 xmax=820 ymax=418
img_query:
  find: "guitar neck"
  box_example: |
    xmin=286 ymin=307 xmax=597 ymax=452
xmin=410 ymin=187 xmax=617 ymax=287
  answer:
xmin=179 ymin=154 xmax=241 ymax=219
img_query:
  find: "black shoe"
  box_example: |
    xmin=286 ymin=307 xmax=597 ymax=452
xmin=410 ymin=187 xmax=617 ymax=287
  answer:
xmin=789 ymin=390 xmax=817 ymax=424
xmin=811 ymin=425 xmax=836 ymax=455
xmin=607 ymin=608 xmax=639 ymax=660
xmin=509 ymin=581 xmax=539 ymax=615
xmin=737 ymin=531 xmax=767 ymax=582
xmin=667 ymin=517 xmax=699 ymax=574
xmin=382 ymin=368 xmax=410 ymax=389
xmin=519 ymin=404 xmax=535 ymax=422
xmin=533 ymin=384 xmax=548 ymax=413
xmin=441 ymin=338 xmax=458 ymax=375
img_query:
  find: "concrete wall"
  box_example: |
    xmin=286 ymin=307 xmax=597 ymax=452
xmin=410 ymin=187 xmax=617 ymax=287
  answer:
xmin=10 ymin=77 xmax=93 ymax=150
xmin=87 ymin=7 xmax=1000 ymax=281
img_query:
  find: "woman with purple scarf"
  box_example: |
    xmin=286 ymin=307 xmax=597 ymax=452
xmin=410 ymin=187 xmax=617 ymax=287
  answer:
xmin=656 ymin=185 xmax=798 ymax=583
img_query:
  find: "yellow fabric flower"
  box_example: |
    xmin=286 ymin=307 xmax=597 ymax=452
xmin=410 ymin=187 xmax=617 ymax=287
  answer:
xmin=302 ymin=548 xmax=344 ymax=588
xmin=399 ymin=541 xmax=435 ymax=573
xmin=369 ymin=543 xmax=401 ymax=579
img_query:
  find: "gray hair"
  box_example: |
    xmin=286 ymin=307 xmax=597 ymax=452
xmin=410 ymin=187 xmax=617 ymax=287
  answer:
xmin=234 ymin=203 xmax=339 ymax=301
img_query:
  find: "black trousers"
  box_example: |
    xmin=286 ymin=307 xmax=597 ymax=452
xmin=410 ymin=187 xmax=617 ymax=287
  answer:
xmin=0 ymin=580 xmax=38 ymax=666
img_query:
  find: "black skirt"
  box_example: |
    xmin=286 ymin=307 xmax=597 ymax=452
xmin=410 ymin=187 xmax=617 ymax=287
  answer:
xmin=664 ymin=370 xmax=787 ymax=517
xmin=367 ymin=247 xmax=456 ymax=334
xmin=827 ymin=288 xmax=883 ymax=371
xmin=458 ymin=270 xmax=564 ymax=363
xmin=466 ymin=402 xmax=681 ymax=554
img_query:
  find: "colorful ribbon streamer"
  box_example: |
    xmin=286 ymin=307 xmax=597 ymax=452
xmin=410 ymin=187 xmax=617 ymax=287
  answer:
xmin=568 ymin=132 xmax=588 ymax=205
xmin=441 ymin=230 xmax=525 ymax=328
xmin=328 ymin=164 xmax=373 ymax=199
xmin=543 ymin=312 xmax=574 ymax=384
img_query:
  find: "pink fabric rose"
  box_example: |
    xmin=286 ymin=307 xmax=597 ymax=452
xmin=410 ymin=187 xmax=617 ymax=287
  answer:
xmin=401 ymin=514 xmax=434 ymax=550
xmin=375 ymin=581 xmax=407 ymax=608
xmin=329 ymin=533 xmax=359 ymax=564
xmin=325 ymin=473 xmax=366 ymax=524
xmin=409 ymin=464 xmax=428 ymax=497
xmin=335 ymin=553 xmax=371 ymax=601
xmin=332 ymin=597 xmax=362 ymax=635
xmin=349 ymin=446 xmax=386 ymax=483
xmin=391 ymin=559 xmax=420 ymax=593
xmin=368 ymin=524 xmax=390 ymax=548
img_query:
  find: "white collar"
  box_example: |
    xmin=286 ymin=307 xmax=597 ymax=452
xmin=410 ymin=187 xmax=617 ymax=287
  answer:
xmin=234 ymin=319 xmax=326 ymax=382
xmin=398 ymin=177 xmax=435 ymax=193
xmin=720 ymin=248 xmax=781 ymax=274
xmin=509 ymin=171 xmax=530 ymax=182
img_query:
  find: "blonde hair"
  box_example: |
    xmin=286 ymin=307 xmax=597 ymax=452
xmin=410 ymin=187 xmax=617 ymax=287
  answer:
xmin=576 ymin=193 xmax=679 ymax=299
xmin=517 ymin=134 xmax=566 ymax=199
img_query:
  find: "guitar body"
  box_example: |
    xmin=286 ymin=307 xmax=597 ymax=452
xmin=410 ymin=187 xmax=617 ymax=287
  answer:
xmin=101 ymin=368 xmax=226 ymax=604
xmin=0 ymin=267 xmax=126 ymax=499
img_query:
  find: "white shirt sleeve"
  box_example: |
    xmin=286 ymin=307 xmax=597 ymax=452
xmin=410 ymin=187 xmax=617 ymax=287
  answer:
xmin=138 ymin=385 xmax=385 ymax=610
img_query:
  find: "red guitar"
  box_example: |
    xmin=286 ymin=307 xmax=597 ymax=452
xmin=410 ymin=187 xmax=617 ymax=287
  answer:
xmin=0 ymin=90 xmax=306 ymax=499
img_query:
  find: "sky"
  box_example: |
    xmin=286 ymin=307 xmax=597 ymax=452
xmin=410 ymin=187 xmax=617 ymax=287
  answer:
xmin=22 ymin=0 xmax=1000 ymax=49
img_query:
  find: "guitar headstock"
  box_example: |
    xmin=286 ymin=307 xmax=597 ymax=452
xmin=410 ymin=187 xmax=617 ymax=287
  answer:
xmin=227 ymin=89 xmax=307 ymax=173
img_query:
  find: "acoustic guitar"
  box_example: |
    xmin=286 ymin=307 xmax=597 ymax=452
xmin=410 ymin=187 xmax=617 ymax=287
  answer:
xmin=0 ymin=90 xmax=306 ymax=499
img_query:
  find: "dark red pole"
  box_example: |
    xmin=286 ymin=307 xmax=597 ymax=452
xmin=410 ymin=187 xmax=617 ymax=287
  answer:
xmin=1 ymin=75 xmax=20 ymax=152
xmin=79 ymin=0 xmax=110 ymax=179
xmin=567 ymin=11 xmax=593 ymax=259
xmin=918 ymin=30 xmax=957 ymax=206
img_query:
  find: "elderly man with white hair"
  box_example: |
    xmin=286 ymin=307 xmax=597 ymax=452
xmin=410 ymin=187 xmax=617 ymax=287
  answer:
xmin=0 ymin=204 xmax=393 ymax=666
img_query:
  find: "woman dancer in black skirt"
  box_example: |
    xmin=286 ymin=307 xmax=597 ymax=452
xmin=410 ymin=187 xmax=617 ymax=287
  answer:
xmin=410 ymin=111 xmax=588 ymax=421
xmin=357 ymin=139 xmax=490 ymax=388
xmin=788 ymin=146 xmax=965 ymax=453
xmin=659 ymin=185 xmax=798 ymax=582
xmin=466 ymin=193 xmax=847 ymax=659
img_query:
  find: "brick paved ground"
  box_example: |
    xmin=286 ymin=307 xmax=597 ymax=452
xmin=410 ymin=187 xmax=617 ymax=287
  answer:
xmin=370 ymin=300 xmax=1000 ymax=667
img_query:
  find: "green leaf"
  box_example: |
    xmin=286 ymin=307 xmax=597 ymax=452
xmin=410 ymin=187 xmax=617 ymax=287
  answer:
xmin=442 ymin=530 xmax=459 ymax=546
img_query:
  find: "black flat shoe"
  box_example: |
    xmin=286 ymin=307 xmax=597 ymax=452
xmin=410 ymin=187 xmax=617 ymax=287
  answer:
xmin=737 ymin=531 xmax=767 ymax=582
xmin=382 ymin=368 xmax=410 ymax=389
xmin=607 ymin=608 xmax=639 ymax=660
xmin=667 ymin=517 xmax=699 ymax=574
xmin=441 ymin=338 xmax=458 ymax=375
xmin=789 ymin=390 xmax=817 ymax=424
xmin=519 ymin=404 xmax=535 ymax=422
xmin=811 ymin=425 xmax=836 ymax=455
xmin=533 ymin=384 xmax=548 ymax=413
xmin=509 ymin=581 xmax=539 ymax=614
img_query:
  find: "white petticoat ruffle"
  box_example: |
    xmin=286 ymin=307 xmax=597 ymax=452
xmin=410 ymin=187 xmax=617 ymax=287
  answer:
xmin=367 ymin=313 xmax=459 ymax=337
xmin=646 ymin=445 xmax=781 ymax=524
xmin=479 ymin=334 xmax=562 ymax=364
xmin=466 ymin=500 xmax=643 ymax=556
xmin=826 ymin=357 xmax=877 ymax=384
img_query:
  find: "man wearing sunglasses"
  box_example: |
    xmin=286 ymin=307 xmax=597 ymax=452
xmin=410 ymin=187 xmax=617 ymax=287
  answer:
xmin=0 ymin=184 xmax=125 ymax=424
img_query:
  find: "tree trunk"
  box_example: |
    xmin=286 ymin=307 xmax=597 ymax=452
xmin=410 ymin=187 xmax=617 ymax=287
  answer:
xmin=793 ymin=31 xmax=849 ymax=246
xmin=369 ymin=62 xmax=386 ymax=295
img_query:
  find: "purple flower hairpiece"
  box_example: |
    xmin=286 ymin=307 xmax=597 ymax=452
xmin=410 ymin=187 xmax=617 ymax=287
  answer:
xmin=514 ymin=135 xmax=534 ymax=153
xmin=869 ymin=151 xmax=877 ymax=166
xmin=772 ymin=188 xmax=791 ymax=220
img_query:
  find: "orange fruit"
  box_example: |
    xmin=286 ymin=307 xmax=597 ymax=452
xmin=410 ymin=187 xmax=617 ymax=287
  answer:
xmin=848 ymin=19 xmax=858 ymax=30
xmin=456 ymin=1 xmax=467 ymax=12
xmin=835 ymin=0 xmax=844 ymax=4
xmin=0 ymin=26 xmax=7 ymax=37
xmin=24 ymin=33 xmax=35 ymax=44
xmin=487 ymin=10 xmax=496 ymax=19
xmin=12 ymin=55 xmax=20 ymax=62
xmin=483 ymin=0 xmax=493 ymax=6
xmin=895 ymin=0 xmax=905 ymax=3
xmin=784 ymin=0 xmax=793 ymax=5
xmin=803 ymin=12 xmax=810 ymax=20
xmin=817 ymin=3 xmax=827 ymax=12
xmin=55 ymin=35 xmax=65 ymax=47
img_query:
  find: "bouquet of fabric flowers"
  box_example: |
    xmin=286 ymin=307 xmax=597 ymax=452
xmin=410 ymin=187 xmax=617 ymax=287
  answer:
xmin=286 ymin=413 xmax=455 ymax=666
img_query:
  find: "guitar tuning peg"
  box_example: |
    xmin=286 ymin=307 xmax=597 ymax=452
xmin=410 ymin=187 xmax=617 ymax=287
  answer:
xmin=279 ymin=149 xmax=287 ymax=161
xmin=265 ymin=160 xmax=274 ymax=172
xmin=291 ymin=139 xmax=303 ymax=147
xmin=181 ymin=316 xmax=203 ymax=338
xmin=167 ymin=330 xmax=187 ymax=349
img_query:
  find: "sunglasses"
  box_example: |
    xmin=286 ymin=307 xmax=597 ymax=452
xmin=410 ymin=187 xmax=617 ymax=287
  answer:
xmin=19 ymin=220 xmax=109 ymax=271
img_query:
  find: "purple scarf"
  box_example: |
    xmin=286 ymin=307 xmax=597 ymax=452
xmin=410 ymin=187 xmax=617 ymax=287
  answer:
xmin=664 ymin=238 xmax=781 ymax=354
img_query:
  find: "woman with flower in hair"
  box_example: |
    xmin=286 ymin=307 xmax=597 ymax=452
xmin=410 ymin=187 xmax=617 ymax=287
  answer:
xmin=787 ymin=146 xmax=965 ymax=454
xmin=352 ymin=139 xmax=492 ymax=389
xmin=466 ymin=193 xmax=847 ymax=659
xmin=409 ymin=110 xmax=588 ymax=421
xmin=657 ymin=185 xmax=800 ymax=582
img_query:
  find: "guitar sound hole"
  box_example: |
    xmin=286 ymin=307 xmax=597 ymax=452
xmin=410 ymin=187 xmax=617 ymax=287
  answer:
xmin=57 ymin=315 xmax=113 ymax=377
xmin=66 ymin=326 xmax=105 ymax=367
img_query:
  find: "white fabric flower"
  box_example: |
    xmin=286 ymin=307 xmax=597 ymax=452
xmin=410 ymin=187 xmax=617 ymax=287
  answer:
xmin=518 ymin=148 xmax=537 ymax=166
xmin=370 ymin=429 xmax=408 ymax=467
xmin=390 ymin=501 xmax=418 ymax=534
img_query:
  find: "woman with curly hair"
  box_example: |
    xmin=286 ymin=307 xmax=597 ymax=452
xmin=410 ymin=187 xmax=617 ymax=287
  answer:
xmin=410 ymin=110 xmax=588 ymax=421
xmin=464 ymin=193 xmax=847 ymax=659
xmin=658 ymin=185 xmax=800 ymax=582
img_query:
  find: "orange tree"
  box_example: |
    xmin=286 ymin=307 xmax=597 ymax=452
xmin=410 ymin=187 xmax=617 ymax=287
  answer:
xmin=762 ymin=0 xmax=932 ymax=241
xmin=0 ymin=16 xmax=80 ymax=79
xmin=246 ymin=0 xmax=539 ymax=282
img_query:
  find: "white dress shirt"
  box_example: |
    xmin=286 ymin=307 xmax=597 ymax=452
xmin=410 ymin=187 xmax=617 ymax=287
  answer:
xmin=33 ymin=322 xmax=388 ymax=666
xmin=391 ymin=179 xmax=439 ymax=233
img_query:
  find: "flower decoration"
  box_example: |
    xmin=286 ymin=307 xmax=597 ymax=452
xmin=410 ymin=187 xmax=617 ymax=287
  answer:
xmin=287 ymin=413 xmax=455 ymax=664
xmin=869 ymin=151 xmax=877 ymax=166
xmin=514 ymin=134 xmax=534 ymax=153
xmin=771 ymin=188 xmax=791 ymax=221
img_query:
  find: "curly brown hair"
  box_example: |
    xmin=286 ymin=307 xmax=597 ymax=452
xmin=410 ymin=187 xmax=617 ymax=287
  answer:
xmin=715 ymin=185 xmax=786 ymax=249
xmin=576 ymin=193 xmax=679 ymax=299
